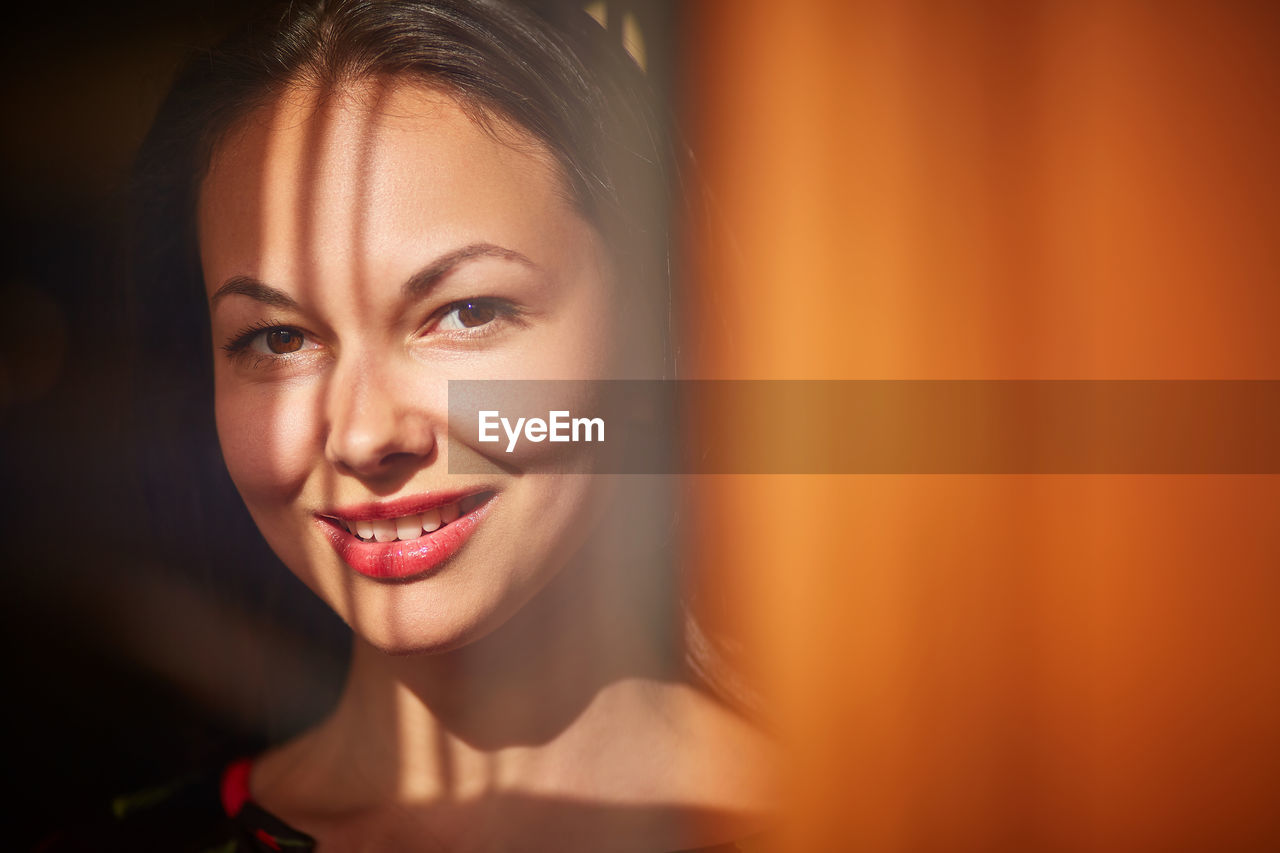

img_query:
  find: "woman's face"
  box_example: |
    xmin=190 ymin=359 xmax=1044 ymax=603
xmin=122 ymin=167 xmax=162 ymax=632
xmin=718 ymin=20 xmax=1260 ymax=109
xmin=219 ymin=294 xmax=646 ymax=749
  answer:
xmin=199 ymin=82 xmax=619 ymax=653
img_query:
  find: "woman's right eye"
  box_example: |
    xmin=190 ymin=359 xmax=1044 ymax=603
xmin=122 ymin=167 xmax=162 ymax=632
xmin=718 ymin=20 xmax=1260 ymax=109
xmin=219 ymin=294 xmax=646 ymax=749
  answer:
xmin=258 ymin=327 xmax=306 ymax=354
xmin=222 ymin=322 xmax=318 ymax=362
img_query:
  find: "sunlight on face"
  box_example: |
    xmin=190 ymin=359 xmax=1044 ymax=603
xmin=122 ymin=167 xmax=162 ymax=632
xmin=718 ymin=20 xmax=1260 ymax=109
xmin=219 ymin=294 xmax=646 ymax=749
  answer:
xmin=198 ymin=81 xmax=621 ymax=653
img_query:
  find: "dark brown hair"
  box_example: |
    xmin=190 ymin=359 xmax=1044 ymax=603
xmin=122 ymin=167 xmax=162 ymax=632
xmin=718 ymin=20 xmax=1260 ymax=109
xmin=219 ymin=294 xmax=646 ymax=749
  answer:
xmin=134 ymin=0 xmax=672 ymax=305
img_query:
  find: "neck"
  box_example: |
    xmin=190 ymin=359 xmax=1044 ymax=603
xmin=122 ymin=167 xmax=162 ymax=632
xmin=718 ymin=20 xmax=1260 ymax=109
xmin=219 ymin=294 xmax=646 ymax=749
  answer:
xmin=313 ymin=531 xmax=681 ymax=802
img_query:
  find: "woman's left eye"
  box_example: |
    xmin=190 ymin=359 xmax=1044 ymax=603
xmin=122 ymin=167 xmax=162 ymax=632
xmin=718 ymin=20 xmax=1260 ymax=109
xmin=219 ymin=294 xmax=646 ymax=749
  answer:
xmin=435 ymin=299 xmax=512 ymax=332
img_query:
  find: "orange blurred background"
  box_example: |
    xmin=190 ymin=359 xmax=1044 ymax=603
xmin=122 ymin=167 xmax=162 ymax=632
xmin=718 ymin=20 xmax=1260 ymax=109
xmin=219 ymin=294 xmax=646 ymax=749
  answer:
xmin=680 ymin=1 xmax=1279 ymax=850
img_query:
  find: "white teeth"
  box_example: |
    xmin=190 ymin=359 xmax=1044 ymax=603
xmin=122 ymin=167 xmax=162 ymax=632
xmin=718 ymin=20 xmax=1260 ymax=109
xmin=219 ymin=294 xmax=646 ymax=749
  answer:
xmin=421 ymin=508 xmax=442 ymax=532
xmin=395 ymin=515 xmax=421 ymax=540
xmin=372 ymin=519 xmax=397 ymax=542
xmin=342 ymin=500 xmax=475 ymax=542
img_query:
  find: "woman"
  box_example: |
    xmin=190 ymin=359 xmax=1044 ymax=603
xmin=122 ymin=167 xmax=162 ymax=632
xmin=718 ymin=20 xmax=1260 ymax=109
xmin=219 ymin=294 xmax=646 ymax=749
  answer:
xmin=99 ymin=1 xmax=775 ymax=850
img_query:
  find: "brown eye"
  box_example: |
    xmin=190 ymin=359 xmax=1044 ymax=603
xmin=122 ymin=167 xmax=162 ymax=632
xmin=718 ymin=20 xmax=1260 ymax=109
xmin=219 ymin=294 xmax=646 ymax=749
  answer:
xmin=436 ymin=298 xmax=515 ymax=334
xmin=267 ymin=328 xmax=304 ymax=353
xmin=455 ymin=301 xmax=496 ymax=328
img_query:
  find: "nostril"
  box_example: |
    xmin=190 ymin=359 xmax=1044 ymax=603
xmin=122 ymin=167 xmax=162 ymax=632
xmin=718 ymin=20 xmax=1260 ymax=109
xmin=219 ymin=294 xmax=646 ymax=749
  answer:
xmin=322 ymin=362 xmax=442 ymax=475
xmin=325 ymin=432 xmax=438 ymax=479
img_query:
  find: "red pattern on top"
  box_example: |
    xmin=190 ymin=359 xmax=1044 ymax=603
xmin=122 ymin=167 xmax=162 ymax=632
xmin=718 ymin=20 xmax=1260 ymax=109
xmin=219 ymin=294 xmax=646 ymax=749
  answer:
xmin=220 ymin=757 xmax=254 ymax=818
xmin=254 ymin=827 xmax=283 ymax=850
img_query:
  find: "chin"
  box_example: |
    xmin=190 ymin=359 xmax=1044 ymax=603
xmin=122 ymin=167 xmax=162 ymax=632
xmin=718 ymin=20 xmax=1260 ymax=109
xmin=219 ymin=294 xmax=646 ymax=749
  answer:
xmin=355 ymin=621 xmax=480 ymax=657
xmin=366 ymin=637 xmax=465 ymax=657
xmin=332 ymin=580 xmax=521 ymax=659
xmin=338 ymin=603 xmax=480 ymax=657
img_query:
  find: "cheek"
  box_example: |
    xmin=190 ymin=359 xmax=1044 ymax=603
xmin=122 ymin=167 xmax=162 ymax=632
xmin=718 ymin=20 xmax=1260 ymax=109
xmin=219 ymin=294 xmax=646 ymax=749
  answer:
xmin=515 ymin=282 xmax=623 ymax=378
xmin=447 ymin=284 xmax=623 ymax=473
xmin=214 ymin=377 xmax=321 ymax=506
xmin=499 ymin=471 xmax=605 ymax=593
xmin=563 ymin=281 xmax=623 ymax=374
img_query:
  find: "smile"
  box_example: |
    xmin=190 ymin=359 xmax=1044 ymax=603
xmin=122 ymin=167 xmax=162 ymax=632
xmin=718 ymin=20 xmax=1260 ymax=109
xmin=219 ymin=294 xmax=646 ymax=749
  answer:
xmin=317 ymin=491 xmax=496 ymax=581
xmin=333 ymin=492 xmax=489 ymax=543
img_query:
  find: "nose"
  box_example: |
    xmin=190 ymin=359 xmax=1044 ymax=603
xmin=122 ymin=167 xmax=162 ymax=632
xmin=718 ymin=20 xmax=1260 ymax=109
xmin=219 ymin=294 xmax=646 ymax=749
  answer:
xmin=324 ymin=352 xmax=439 ymax=480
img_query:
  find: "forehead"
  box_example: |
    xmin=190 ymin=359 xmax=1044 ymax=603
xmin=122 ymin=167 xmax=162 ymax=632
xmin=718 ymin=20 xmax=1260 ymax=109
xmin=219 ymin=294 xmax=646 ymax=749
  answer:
xmin=198 ymin=80 xmax=580 ymax=294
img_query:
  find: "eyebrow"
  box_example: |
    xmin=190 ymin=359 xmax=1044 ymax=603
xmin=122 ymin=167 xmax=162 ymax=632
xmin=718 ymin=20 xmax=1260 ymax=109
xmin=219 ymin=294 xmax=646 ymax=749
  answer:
xmin=209 ymin=242 xmax=536 ymax=310
xmin=209 ymin=276 xmax=300 ymax=310
xmin=402 ymin=242 xmax=536 ymax=299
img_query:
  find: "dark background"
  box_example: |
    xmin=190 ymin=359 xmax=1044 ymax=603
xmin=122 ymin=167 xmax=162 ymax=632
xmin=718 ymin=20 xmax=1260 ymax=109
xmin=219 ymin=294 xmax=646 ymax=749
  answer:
xmin=2 ymin=3 xmax=333 ymax=844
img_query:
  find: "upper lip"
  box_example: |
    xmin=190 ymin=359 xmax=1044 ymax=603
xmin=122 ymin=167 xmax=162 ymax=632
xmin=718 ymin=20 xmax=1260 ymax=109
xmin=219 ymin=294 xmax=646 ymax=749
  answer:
xmin=318 ymin=488 xmax=492 ymax=522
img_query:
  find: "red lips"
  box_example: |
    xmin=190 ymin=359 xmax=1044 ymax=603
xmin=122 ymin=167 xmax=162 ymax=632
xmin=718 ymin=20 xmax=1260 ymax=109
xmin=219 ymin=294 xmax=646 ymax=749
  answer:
xmin=316 ymin=490 xmax=495 ymax=580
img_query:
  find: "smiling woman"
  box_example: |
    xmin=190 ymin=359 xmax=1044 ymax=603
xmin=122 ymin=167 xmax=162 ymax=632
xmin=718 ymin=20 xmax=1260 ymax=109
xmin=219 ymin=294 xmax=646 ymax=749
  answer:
xmin=201 ymin=85 xmax=623 ymax=653
xmin=55 ymin=1 xmax=776 ymax=851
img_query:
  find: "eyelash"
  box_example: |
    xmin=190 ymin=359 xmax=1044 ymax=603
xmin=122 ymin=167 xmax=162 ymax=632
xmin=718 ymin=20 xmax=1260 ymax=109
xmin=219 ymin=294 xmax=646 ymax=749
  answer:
xmin=219 ymin=298 xmax=526 ymax=366
xmin=430 ymin=297 xmax=526 ymax=337
xmin=221 ymin=318 xmax=296 ymax=368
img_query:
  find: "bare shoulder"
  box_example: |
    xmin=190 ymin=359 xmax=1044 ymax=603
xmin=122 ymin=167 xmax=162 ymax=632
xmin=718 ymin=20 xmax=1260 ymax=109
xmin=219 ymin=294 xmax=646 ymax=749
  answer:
xmin=247 ymin=723 xmax=365 ymax=818
xmin=581 ymin=678 xmax=780 ymax=825
xmin=660 ymin=681 xmax=780 ymax=815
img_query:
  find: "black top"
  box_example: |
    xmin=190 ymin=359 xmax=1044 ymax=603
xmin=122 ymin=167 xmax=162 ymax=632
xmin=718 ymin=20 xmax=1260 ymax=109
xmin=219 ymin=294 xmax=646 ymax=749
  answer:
xmin=35 ymin=759 xmax=760 ymax=852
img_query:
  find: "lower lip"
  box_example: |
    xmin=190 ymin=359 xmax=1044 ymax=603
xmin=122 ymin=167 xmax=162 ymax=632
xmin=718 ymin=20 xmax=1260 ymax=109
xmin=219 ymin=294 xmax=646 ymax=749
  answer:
xmin=316 ymin=497 xmax=495 ymax=581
